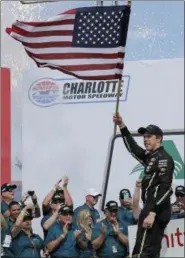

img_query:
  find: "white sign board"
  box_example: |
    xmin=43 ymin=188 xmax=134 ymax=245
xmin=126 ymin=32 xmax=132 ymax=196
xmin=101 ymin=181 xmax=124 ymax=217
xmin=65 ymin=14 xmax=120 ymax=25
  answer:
xmin=28 ymin=77 xmax=130 ymax=106
xmin=128 ymin=218 xmax=185 ymax=257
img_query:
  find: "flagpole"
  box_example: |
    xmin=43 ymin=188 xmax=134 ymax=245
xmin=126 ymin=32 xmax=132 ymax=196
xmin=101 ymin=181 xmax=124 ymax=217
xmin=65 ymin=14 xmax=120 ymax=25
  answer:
xmin=113 ymin=0 xmax=132 ymax=136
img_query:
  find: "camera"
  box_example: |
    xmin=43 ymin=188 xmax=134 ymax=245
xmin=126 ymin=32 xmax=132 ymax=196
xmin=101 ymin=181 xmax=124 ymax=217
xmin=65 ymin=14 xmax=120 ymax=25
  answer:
xmin=123 ymin=192 xmax=131 ymax=199
xmin=172 ymin=203 xmax=181 ymax=213
xmin=28 ymin=191 xmax=35 ymax=196
xmin=26 ymin=209 xmax=33 ymax=215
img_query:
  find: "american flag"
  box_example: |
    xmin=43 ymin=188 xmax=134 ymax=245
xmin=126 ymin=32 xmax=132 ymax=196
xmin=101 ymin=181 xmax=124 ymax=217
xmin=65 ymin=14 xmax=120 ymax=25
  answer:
xmin=6 ymin=6 xmax=131 ymax=80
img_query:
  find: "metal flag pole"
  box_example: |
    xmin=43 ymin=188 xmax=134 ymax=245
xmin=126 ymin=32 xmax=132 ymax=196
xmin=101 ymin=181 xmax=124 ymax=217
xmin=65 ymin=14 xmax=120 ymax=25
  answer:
xmin=113 ymin=0 xmax=132 ymax=136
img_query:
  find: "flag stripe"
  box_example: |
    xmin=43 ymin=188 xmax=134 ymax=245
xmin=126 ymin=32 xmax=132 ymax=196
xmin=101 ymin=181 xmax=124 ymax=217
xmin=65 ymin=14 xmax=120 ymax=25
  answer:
xmin=32 ymin=58 xmax=122 ymax=78
xmin=23 ymin=41 xmax=73 ymax=48
xmin=29 ymin=55 xmax=123 ymax=76
xmin=12 ymin=25 xmax=74 ymax=37
xmin=24 ymin=46 xmax=125 ymax=54
xmin=29 ymin=55 xmax=124 ymax=66
xmin=38 ymin=64 xmax=122 ymax=80
xmin=61 ymin=63 xmax=124 ymax=71
xmin=15 ymin=21 xmax=74 ymax=32
xmin=77 ymin=75 xmax=122 ymax=80
xmin=37 ymin=67 xmax=122 ymax=76
xmin=16 ymin=17 xmax=75 ymax=27
xmin=28 ymin=55 xmax=124 ymax=74
xmin=32 ymin=62 xmax=123 ymax=71
xmin=26 ymin=50 xmax=125 ymax=60
xmin=66 ymin=68 xmax=123 ymax=76
xmin=9 ymin=32 xmax=73 ymax=43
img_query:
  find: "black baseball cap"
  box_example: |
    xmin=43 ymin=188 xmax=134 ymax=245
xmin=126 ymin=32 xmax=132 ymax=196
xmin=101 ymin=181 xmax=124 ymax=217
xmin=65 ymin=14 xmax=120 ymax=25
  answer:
xmin=175 ymin=185 xmax=185 ymax=196
xmin=1 ymin=183 xmax=17 ymax=194
xmin=105 ymin=201 xmax=118 ymax=212
xmin=23 ymin=214 xmax=33 ymax=221
xmin=138 ymin=125 xmax=163 ymax=137
xmin=58 ymin=205 xmax=73 ymax=216
xmin=119 ymin=189 xmax=132 ymax=199
xmin=51 ymin=194 xmax=64 ymax=204
xmin=23 ymin=210 xmax=33 ymax=221
xmin=56 ymin=187 xmax=64 ymax=195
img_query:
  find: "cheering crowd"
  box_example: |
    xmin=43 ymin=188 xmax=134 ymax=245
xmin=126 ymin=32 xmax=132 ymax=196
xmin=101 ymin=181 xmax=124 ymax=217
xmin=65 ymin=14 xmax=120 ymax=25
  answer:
xmin=1 ymin=177 xmax=185 ymax=258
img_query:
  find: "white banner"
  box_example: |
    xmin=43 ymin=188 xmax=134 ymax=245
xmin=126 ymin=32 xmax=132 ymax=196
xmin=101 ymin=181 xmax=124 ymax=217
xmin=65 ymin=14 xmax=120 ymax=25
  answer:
xmin=28 ymin=77 xmax=130 ymax=106
xmin=128 ymin=219 xmax=185 ymax=257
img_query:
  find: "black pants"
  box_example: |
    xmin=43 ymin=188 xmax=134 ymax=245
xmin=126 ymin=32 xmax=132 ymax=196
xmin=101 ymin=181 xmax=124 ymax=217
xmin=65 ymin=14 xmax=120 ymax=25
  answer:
xmin=132 ymin=203 xmax=171 ymax=258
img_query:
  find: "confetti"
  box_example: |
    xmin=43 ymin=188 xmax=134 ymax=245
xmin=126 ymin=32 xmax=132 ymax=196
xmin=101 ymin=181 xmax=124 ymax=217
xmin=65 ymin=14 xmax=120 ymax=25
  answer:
xmin=1 ymin=1 xmax=45 ymax=98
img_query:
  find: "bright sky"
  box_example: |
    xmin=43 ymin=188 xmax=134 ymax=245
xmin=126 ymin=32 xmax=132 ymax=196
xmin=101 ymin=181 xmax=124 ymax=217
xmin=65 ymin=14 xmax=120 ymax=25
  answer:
xmin=38 ymin=0 xmax=184 ymax=60
xmin=40 ymin=1 xmax=184 ymax=60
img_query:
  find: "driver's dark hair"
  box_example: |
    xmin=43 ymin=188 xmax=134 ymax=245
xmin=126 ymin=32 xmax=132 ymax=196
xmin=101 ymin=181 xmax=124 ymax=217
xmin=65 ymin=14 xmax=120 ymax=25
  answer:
xmin=9 ymin=201 xmax=20 ymax=209
xmin=156 ymin=135 xmax=163 ymax=143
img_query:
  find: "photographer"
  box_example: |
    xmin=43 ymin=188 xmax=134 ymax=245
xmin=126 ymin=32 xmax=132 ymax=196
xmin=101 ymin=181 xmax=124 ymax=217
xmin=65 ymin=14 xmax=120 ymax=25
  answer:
xmin=20 ymin=190 xmax=41 ymax=218
xmin=1 ymin=203 xmax=34 ymax=257
xmin=118 ymin=184 xmax=141 ymax=227
xmin=4 ymin=201 xmax=21 ymax=238
xmin=10 ymin=203 xmax=35 ymax=238
xmin=1 ymin=183 xmax=17 ymax=217
xmin=1 ymin=201 xmax=21 ymax=257
xmin=42 ymin=177 xmax=73 ymax=216
xmin=171 ymin=185 xmax=185 ymax=219
xmin=10 ymin=209 xmax=44 ymax=258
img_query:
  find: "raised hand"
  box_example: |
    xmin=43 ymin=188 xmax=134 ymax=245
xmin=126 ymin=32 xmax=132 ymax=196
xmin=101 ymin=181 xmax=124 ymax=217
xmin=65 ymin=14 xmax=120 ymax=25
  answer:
xmin=62 ymin=176 xmax=69 ymax=187
xmin=74 ymin=230 xmax=82 ymax=240
xmin=113 ymin=112 xmax=125 ymax=127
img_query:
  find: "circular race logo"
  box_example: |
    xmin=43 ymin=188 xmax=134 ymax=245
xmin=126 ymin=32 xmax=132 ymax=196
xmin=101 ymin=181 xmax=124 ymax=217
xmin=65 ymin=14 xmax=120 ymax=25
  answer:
xmin=29 ymin=78 xmax=60 ymax=107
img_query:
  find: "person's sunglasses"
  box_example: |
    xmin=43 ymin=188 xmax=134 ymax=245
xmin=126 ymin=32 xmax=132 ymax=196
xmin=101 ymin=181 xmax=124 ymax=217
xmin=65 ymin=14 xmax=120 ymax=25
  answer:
xmin=120 ymin=195 xmax=131 ymax=200
xmin=7 ymin=188 xmax=14 ymax=192
xmin=53 ymin=201 xmax=63 ymax=204
xmin=61 ymin=211 xmax=73 ymax=216
xmin=109 ymin=209 xmax=118 ymax=213
xmin=51 ymin=199 xmax=64 ymax=204
xmin=176 ymin=193 xmax=185 ymax=197
xmin=90 ymin=195 xmax=99 ymax=199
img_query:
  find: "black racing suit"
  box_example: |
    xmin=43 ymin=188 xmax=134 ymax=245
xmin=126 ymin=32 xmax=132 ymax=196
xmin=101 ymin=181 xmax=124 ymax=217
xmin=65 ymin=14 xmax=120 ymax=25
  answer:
xmin=120 ymin=126 xmax=174 ymax=258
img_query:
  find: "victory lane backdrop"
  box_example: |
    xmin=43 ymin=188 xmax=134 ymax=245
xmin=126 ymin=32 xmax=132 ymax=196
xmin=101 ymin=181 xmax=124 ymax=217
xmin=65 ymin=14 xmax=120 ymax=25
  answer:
xmin=22 ymin=58 xmax=184 ymax=236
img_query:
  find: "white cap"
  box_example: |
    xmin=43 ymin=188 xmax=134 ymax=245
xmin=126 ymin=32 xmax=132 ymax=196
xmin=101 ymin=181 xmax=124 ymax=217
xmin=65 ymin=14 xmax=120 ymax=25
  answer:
xmin=85 ymin=188 xmax=102 ymax=197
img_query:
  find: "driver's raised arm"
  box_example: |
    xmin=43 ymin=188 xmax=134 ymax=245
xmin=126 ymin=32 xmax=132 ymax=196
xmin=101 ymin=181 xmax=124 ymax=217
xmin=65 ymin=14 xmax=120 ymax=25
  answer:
xmin=113 ymin=113 xmax=146 ymax=165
